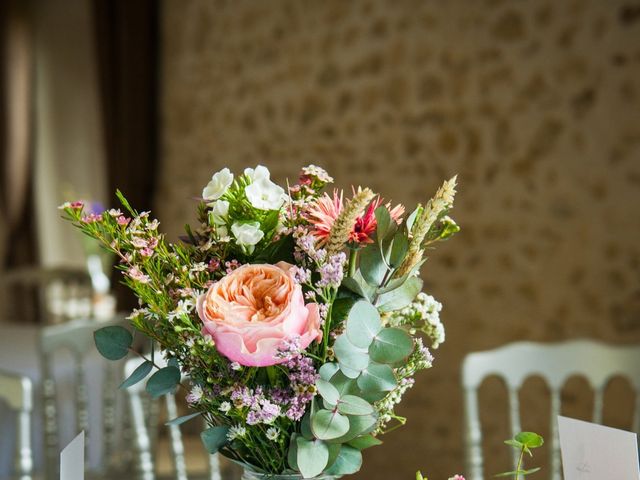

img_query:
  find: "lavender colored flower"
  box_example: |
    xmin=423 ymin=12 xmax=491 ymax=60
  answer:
xmin=317 ymin=252 xmax=346 ymax=288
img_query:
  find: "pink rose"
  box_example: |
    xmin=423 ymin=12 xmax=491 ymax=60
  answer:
xmin=196 ymin=262 xmax=322 ymax=367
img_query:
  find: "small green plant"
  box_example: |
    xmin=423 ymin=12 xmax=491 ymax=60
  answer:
xmin=496 ymin=431 xmax=544 ymax=479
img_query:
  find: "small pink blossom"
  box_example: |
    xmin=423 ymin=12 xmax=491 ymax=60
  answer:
xmin=131 ymin=237 xmax=148 ymax=249
xmin=70 ymin=201 xmax=84 ymax=209
xmin=117 ymin=216 xmax=130 ymax=226
xmin=140 ymin=247 xmax=154 ymax=257
xmin=127 ymin=266 xmax=150 ymax=283
xmin=81 ymin=213 xmax=103 ymax=223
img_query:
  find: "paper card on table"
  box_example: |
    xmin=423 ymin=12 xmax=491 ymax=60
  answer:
xmin=557 ymin=415 xmax=640 ymax=480
xmin=60 ymin=431 xmax=84 ymax=480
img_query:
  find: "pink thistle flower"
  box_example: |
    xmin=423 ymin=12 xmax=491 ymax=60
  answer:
xmin=305 ymin=190 xmax=404 ymax=246
xmin=304 ymin=190 xmax=344 ymax=244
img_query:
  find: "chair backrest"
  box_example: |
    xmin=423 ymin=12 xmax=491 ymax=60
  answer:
xmin=1 ymin=267 xmax=93 ymax=324
xmin=461 ymin=340 xmax=640 ymax=480
xmin=124 ymin=356 xmax=222 ymax=480
xmin=0 ymin=369 xmax=34 ymax=480
xmin=39 ymin=316 xmax=125 ymax=479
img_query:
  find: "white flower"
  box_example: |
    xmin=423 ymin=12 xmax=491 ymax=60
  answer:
xmin=266 ymin=427 xmax=280 ymax=441
xmin=244 ymin=165 xmax=271 ymax=182
xmin=186 ymin=385 xmax=203 ymax=404
xmin=209 ymin=200 xmax=230 ymax=225
xmin=230 ymin=362 xmax=242 ymax=371
xmin=168 ymin=299 xmax=195 ymax=321
xmin=245 ymin=178 xmax=286 ymax=211
xmin=202 ymin=168 xmax=233 ymax=202
xmin=227 ymin=425 xmax=246 ymax=441
xmin=219 ymin=401 xmax=231 ymax=413
xmin=231 ymin=221 xmax=264 ymax=246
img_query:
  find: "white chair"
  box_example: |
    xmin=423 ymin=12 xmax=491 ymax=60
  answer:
xmin=462 ymin=340 xmax=640 ymax=480
xmin=124 ymin=357 xmax=221 ymax=480
xmin=0 ymin=369 xmax=34 ymax=480
xmin=39 ymin=317 xmax=127 ymax=479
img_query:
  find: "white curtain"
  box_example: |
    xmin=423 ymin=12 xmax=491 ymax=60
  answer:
xmin=32 ymin=0 xmax=108 ymax=268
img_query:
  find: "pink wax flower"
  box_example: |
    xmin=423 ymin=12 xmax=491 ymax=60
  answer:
xmin=196 ymin=262 xmax=322 ymax=367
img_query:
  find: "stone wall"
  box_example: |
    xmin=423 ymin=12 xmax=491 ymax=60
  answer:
xmin=158 ymin=1 xmax=640 ymax=477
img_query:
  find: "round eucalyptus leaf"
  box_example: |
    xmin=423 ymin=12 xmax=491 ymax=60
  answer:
xmin=337 ymin=395 xmax=374 ymax=416
xmin=311 ymin=409 xmax=350 ymax=440
xmin=296 ymin=437 xmax=329 ymax=478
xmin=329 ymin=371 xmax=359 ymax=397
xmin=200 ymin=426 xmax=229 ymax=454
xmin=333 ymin=335 xmax=370 ymax=372
xmin=357 ymin=363 xmax=397 ymax=392
xmin=369 ymin=328 xmax=413 ymax=364
xmin=316 ymin=378 xmax=340 ymax=406
xmin=319 ymin=362 xmax=339 ymax=381
xmin=94 ymin=326 xmax=132 ymax=360
xmin=339 ymin=362 xmax=362 ymax=379
xmin=324 ymin=445 xmax=363 ymax=475
xmin=346 ymin=301 xmax=382 ymax=349
xmin=326 ymin=413 xmax=378 ymax=444
xmin=145 ymin=366 xmax=181 ymax=398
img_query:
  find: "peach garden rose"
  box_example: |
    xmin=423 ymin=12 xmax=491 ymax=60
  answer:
xmin=196 ymin=262 xmax=322 ymax=367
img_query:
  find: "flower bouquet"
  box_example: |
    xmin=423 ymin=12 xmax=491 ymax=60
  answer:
xmin=60 ymin=165 xmax=458 ymax=479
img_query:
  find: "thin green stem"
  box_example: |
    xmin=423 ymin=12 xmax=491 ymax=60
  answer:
xmin=515 ymin=446 xmax=524 ymax=480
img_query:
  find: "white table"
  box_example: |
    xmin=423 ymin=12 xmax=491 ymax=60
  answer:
xmin=0 ymin=319 xmax=126 ymax=476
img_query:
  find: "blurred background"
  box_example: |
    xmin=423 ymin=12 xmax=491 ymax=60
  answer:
xmin=1 ymin=0 xmax=640 ymax=479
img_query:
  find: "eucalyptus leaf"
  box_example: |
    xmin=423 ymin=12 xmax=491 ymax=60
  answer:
xmin=319 ymin=363 xmax=339 ymax=381
xmin=388 ymin=230 xmax=409 ymax=268
xmin=94 ymin=326 xmax=132 ymax=360
xmin=325 ymin=443 xmax=342 ymax=471
xmin=200 ymin=426 xmax=229 ymax=454
xmin=374 ymin=206 xmax=392 ymax=243
xmin=119 ymin=360 xmax=153 ymax=389
xmin=287 ymin=433 xmax=299 ymax=470
xmin=327 ymin=413 xmax=378 ymax=444
xmin=338 ymin=363 xmax=362 ymax=379
xmin=166 ymin=411 xmax=201 ymax=426
xmin=333 ymin=335 xmax=370 ymax=372
xmin=301 ymin=413 xmax=314 ymax=440
xmin=342 ymin=271 xmax=376 ymax=301
xmin=146 ymin=366 xmax=181 ymax=398
xmin=316 ymin=379 xmax=340 ymax=406
xmin=324 ymin=445 xmax=362 ymax=475
xmin=359 ymin=242 xmax=388 ymax=286
xmin=311 ymin=409 xmax=350 ymax=440
xmin=346 ymin=300 xmax=382 ymax=349
xmin=296 ymin=437 xmax=329 ymax=478
xmin=329 ymin=371 xmax=359 ymax=397
xmin=357 ymin=362 xmax=397 ymax=392
xmin=375 ymin=276 xmax=423 ymax=313
xmin=347 ymin=434 xmax=383 ymax=450
xmin=337 ymin=395 xmax=374 ymax=416
xmin=369 ymin=328 xmax=414 ymax=364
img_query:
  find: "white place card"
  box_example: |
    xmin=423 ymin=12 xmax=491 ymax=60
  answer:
xmin=60 ymin=431 xmax=84 ymax=480
xmin=558 ymin=415 xmax=640 ymax=480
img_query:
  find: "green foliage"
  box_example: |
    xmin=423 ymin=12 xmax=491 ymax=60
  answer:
xmin=296 ymin=437 xmax=329 ymax=478
xmin=166 ymin=411 xmax=201 ymax=426
xmin=496 ymin=432 xmax=544 ymax=479
xmin=146 ymin=366 xmax=181 ymax=398
xmin=324 ymin=445 xmax=363 ymax=475
xmin=119 ymin=360 xmax=153 ymax=389
xmin=369 ymin=328 xmax=414 ymax=364
xmin=94 ymin=326 xmax=132 ymax=360
xmin=201 ymin=426 xmax=230 ymax=454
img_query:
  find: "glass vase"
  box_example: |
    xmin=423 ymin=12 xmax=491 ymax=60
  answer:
xmin=241 ymin=470 xmax=339 ymax=480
